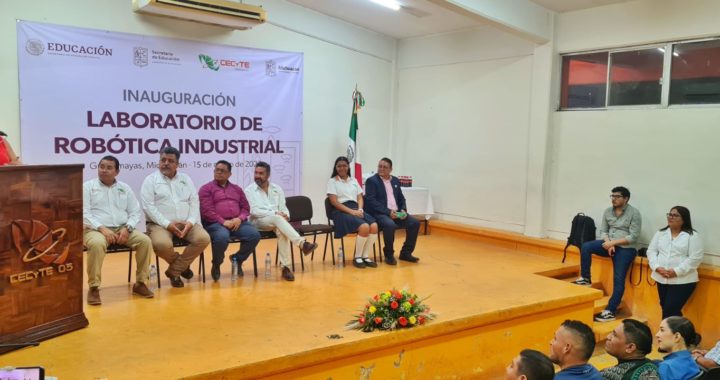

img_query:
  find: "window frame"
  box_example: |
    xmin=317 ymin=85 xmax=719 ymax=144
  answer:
xmin=558 ymin=36 xmax=720 ymax=111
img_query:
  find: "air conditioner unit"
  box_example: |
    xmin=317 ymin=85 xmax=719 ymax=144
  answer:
xmin=132 ymin=0 xmax=266 ymax=30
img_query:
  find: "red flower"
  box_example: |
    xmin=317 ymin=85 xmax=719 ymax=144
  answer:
xmin=393 ymin=290 xmax=402 ymax=299
xmin=373 ymin=294 xmax=379 ymax=301
xmin=409 ymin=298 xmax=415 ymax=305
xmin=365 ymin=304 xmax=370 ymax=309
xmin=398 ymin=317 xmax=408 ymax=326
xmin=390 ymin=301 xmax=399 ymax=309
xmin=359 ymin=316 xmax=366 ymax=324
xmin=418 ymin=316 xmax=425 ymax=325
xmin=374 ymin=317 xmax=383 ymax=324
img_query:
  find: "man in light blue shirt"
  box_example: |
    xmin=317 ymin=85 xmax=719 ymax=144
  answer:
xmin=549 ymin=320 xmax=602 ymax=380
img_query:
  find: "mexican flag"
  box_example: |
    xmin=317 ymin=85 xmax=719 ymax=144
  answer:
xmin=347 ymin=89 xmax=365 ymax=187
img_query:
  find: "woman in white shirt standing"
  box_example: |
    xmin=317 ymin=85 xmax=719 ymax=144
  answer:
xmin=327 ymin=156 xmax=379 ymax=268
xmin=647 ymin=206 xmax=704 ymax=319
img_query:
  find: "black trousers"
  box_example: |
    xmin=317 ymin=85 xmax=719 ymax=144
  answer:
xmin=657 ymin=282 xmax=697 ymax=319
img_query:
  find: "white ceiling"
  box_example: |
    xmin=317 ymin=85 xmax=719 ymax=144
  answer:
xmin=285 ymin=0 xmax=637 ymax=39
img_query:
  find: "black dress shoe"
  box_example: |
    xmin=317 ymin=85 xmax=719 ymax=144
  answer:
xmin=180 ymin=268 xmax=194 ymax=280
xmin=353 ymin=258 xmax=366 ymax=269
xmin=362 ymin=258 xmax=378 ymax=268
xmin=385 ymin=256 xmax=397 ymax=265
xmin=211 ymin=264 xmax=220 ymax=282
xmin=281 ymin=266 xmax=295 ymax=281
xmin=399 ymin=255 xmax=420 ymax=263
xmin=165 ymin=270 xmax=185 ymax=288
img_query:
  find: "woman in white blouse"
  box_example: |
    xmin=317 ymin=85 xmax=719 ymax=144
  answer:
xmin=327 ymin=156 xmax=379 ymax=268
xmin=647 ymin=206 xmax=704 ymax=319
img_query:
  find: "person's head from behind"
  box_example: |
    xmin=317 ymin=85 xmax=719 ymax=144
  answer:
xmin=331 ymin=156 xmax=351 ymax=179
xmin=549 ymin=320 xmax=595 ymax=367
xmin=159 ymin=146 xmax=180 ymax=178
xmin=656 ymin=316 xmax=701 ymax=353
xmin=605 ymin=319 xmax=653 ymax=360
xmin=505 ymin=349 xmax=555 ymax=380
xmin=254 ymin=161 xmax=271 ymax=187
xmin=610 ymin=186 xmax=631 ymax=208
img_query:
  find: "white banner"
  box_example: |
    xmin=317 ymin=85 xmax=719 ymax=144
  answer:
xmin=17 ymin=21 xmax=303 ymax=197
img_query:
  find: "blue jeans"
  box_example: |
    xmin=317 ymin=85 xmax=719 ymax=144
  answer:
xmin=204 ymin=221 xmax=260 ymax=266
xmin=580 ymin=239 xmax=637 ymax=314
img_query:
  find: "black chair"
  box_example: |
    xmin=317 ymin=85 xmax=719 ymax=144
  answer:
xmin=286 ymin=195 xmax=333 ymax=271
xmin=323 ymin=197 xmax=379 ymax=265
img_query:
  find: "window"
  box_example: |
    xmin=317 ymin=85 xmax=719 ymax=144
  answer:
xmin=670 ymin=39 xmax=720 ymax=104
xmin=560 ymin=37 xmax=720 ymax=110
xmin=560 ymin=52 xmax=608 ymax=109
xmin=608 ymin=48 xmax=664 ymax=106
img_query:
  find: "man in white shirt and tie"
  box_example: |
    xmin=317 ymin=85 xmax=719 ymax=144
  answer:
xmin=141 ymin=147 xmax=210 ymax=288
xmin=83 ymin=155 xmax=154 ymax=305
xmin=245 ymin=161 xmax=317 ymax=281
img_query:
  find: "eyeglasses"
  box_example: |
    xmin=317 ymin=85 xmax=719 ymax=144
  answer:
xmin=666 ymin=213 xmax=682 ymax=219
xmin=609 ymin=195 xmax=624 ymax=199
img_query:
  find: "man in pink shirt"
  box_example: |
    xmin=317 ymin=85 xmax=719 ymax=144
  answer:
xmin=199 ymin=160 xmax=260 ymax=281
xmin=364 ymin=157 xmax=420 ymax=265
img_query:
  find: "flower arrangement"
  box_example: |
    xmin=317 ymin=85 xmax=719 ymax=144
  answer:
xmin=346 ymin=288 xmax=436 ymax=332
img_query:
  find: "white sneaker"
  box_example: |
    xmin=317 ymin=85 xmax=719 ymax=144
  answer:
xmin=594 ymin=310 xmax=616 ymax=322
xmin=572 ymin=277 xmax=592 ymax=286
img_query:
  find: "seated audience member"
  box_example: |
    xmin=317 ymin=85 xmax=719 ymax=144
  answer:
xmin=199 ymin=160 xmax=260 ymax=281
xmin=692 ymin=340 xmax=720 ymax=370
xmin=549 ymin=320 xmax=602 ymax=380
xmin=0 ymin=131 xmax=22 ymax=165
xmin=506 ymin=349 xmax=555 ymax=380
xmin=327 ymin=156 xmax=379 ymax=268
xmin=573 ymin=186 xmax=641 ymax=323
xmin=364 ymin=157 xmax=420 ymax=265
xmin=83 ymin=155 xmax=154 ymax=305
xmin=601 ymin=319 xmax=659 ymax=380
xmin=647 ymin=206 xmax=704 ymax=319
xmin=656 ymin=316 xmax=702 ymax=380
xmin=245 ymin=161 xmax=317 ymax=281
xmin=141 ymin=146 xmax=210 ymax=288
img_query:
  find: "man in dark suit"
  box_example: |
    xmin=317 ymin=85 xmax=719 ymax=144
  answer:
xmin=364 ymin=157 xmax=420 ymax=265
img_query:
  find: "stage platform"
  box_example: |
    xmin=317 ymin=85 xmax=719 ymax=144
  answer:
xmin=1 ymin=229 xmax=603 ymax=379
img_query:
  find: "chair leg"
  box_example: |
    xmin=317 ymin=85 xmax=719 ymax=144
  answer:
xmin=127 ymin=249 xmax=133 ymax=283
xmin=378 ymin=231 xmax=383 ymax=262
xmin=198 ymin=252 xmax=205 ymax=283
xmin=252 ymin=249 xmax=258 ymax=277
xmin=330 ymin=235 xmax=335 ymax=265
xmin=340 ymin=238 xmax=345 ymax=266
xmin=299 ymin=242 xmax=304 ymax=272
xmin=373 ymin=243 xmax=377 ymax=262
xmin=322 ymin=232 xmax=329 ymax=262
xmin=156 ymin=255 xmax=161 ymax=289
xmin=311 ymin=233 xmax=318 ymax=261
xmin=290 ymin=244 xmax=296 ymax=272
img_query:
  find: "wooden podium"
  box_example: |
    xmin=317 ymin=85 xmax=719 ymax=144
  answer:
xmin=0 ymin=165 xmax=88 ymax=354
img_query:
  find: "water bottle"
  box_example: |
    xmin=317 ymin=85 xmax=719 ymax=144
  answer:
xmin=264 ymin=252 xmax=272 ymax=279
xmin=337 ymin=248 xmax=344 ymax=268
xmin=231 ymin=256 xmax=239 ymax=281
xmin=148 ymin=264 xmax=157 ymax=290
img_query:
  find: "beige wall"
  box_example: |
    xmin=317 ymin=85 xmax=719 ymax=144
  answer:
xmin=0 ymin=0 xmax=396 ymax=219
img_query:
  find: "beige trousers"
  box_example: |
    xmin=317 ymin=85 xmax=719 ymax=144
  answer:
xmin=146 ymin=223 xmax=210 ymax=277
xmin=251 ymin=215 xmax=304 ymax=268
xmin=84 ymin=227 xmax=153 ymax=287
